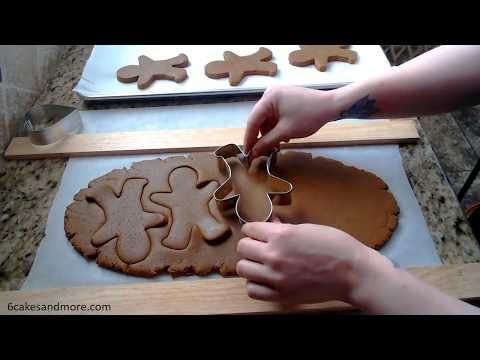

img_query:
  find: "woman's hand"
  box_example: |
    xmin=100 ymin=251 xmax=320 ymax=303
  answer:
xmin=243 ymin=86 xmax=339 ymax=158
xmin=237 ymin=219 xmax=480 ymax=314
xmin=236 ymin=219 xmax=394 ymax=305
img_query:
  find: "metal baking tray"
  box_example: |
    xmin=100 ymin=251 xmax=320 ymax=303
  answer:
xmin=73 ymin=45 xmax=391 ymax=102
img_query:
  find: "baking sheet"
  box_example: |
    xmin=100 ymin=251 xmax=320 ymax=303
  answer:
xmin=73 ymin=45 xmax=391 ymax=101
xmin=22 ymin=103 xmax=440 ymax=290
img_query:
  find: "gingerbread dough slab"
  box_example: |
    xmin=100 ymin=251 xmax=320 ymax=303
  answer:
xmin=64 ymin=151 xmax=399 ymax=278
xmin=271 ymin=152 xmax=399 ymax=249
xmin=289 ymin=45 xmax=358 ymax=72
xmin=117 ymin=54 xmax=189 ymax=89
xmin=205 ymin=47 xmax=278 ymax=86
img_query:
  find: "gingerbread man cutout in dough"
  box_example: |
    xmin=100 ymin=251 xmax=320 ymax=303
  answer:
xmin=117 ymin=54 xmax=189 ymax=89
xmin=215 ymin=155 xmax=293 ymax=223
xmin=205 ymin=47 xmax=277 ymax=86
xmin=288 ymin=45 xmax=357 ymax=72
xmin=151 ymin=167 xmax=230 ymax=250
xmin=85 ymin=178 xmax=166 ymax=265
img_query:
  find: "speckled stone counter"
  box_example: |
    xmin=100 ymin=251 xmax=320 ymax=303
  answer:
xmin=1 ymin=45 xmax=479 ymax=291
xmin=0 ymin=46 xmax=88 ymax=290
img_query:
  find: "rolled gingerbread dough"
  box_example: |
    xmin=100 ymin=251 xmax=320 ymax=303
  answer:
xmin=271 ymin=152 xmax=399 ymax=249
xmin=64 ymin=151 xmax=399 ymax=278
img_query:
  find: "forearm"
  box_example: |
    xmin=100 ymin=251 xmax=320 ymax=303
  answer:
xmin=330 ymin=45 xmax=480 ymax=119
xmin=349 ymin=254 xmax=480 ymax=314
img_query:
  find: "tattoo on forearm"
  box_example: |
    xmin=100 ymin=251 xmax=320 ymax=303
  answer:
xmin=339 ymin=95 xmax=378 ymax=119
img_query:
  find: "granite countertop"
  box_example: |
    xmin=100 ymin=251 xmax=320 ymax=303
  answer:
xmin=1 ymin=45 xmax=479 ymax=291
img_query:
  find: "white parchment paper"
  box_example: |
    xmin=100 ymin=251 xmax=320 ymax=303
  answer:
xmin=73 ymin=45 xmax=391 ymax=100
xmin=22 ymin=103 xmax=441 ymax=290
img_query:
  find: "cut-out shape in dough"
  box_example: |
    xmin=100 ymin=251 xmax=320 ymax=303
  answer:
xmin=85 ymin=178 xmax=166 ymax=264
xmin=205 ymin=47 xmax=277 ymax=86
xmin=117 ymin=54 xmax=189 ymax=89
xmin=127 ymin=154 xmax=225 ymax=218
xmin=88 ymin=169 xmax=128 ymax=197
xmin=215 ymin=154 xmax=293 ymax=223
xmin=288 ymin=45 xmax=358 ymax=72
xmin=151 ymin=167 xmax=230 ymax=250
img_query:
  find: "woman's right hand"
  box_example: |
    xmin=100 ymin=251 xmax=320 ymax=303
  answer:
xmin=243 ymin=85 xmax=340 ymax=158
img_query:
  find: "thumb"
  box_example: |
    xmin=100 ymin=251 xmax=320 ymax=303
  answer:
xmin=251 ymin=126 xmax=286 ymax=158
xmin=270 ymin=215 xmax=282 ymax=224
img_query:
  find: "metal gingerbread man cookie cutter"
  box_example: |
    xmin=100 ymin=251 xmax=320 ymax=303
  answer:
xmin=213 ymin=144 xmax=293 ymax=224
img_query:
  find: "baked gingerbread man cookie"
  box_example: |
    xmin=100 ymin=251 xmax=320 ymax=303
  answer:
xmin=117 ymin=54 xmax=189 ymax=89
xmin=289 ymin=45 xmax=358 ymax=72
xmin=205 ymin=47 xmax=278 ymax=86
